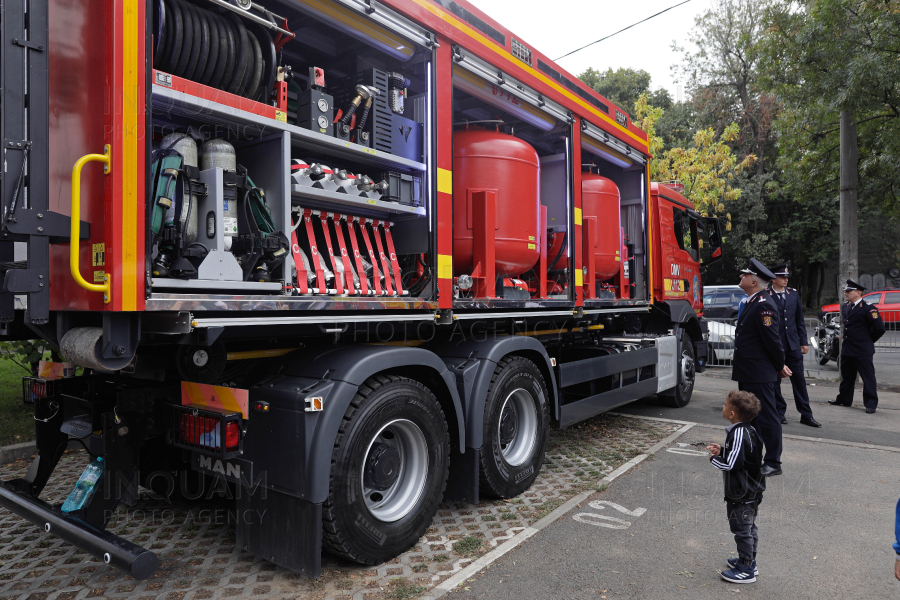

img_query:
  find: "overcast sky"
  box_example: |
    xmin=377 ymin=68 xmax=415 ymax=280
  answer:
xmin=467 ymin=0 xmax=713 ymax=102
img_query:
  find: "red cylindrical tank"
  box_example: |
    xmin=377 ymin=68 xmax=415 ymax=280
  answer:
xmin=453 ymin=127 xmax=540 ymax=276
xmin=582 ymin=172 xmax=621 ymax=279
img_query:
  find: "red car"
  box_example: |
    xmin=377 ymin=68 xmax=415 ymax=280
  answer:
xmin=819 ymin=290 xmax=900 ymax=324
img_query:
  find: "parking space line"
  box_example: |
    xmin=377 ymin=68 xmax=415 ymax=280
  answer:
xmin=429 ymin=418 xmax=695 ymax=599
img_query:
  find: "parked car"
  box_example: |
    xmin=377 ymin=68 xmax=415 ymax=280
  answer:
xmin=707 ymin=319 xmax=736 ymax=364
xmin=703 ymin=285 xmax=747 ymax=319
xmin=818 ymin=290 xmax=900 ymax=325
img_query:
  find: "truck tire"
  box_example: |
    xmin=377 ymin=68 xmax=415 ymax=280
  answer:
xmin=662 ymin=331 xmax=695 ymax=408
xmin=479 ymin=356 xmax=549 ymax=498
xmin=322 ymin=375 xmax=450 ymax=565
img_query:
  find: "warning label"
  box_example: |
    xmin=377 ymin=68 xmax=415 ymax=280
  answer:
xmin=92 ymin=243 xmax=105 ymax=266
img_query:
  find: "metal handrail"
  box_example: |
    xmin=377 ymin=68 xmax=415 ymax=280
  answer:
xmin=70 ymin=145 xmax=110 ymax=303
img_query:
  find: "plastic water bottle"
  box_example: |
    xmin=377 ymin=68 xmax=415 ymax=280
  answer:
xmin=61 ymin=457 xmax=104 ymax=513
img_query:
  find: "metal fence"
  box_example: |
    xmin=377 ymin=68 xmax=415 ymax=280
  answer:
xmin=819 ymin=310 xmax=900 ymax=352
xmin=703 ymin=316 xmax=823 ymax=378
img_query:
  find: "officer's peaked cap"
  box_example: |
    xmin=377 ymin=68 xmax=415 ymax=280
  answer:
xmin=843 ymin=279 xmax=866 ymax=292
xmin=740 ymin=258 xmax=776 ymax=281
xmin=772 ymin=263 xmax=790 ymax=276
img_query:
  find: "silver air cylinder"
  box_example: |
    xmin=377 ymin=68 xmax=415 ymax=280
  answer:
xmin=201 ymin=139 xmax=237 ymax=172
xmin=160 ymin=133 xmax=199 ymax=244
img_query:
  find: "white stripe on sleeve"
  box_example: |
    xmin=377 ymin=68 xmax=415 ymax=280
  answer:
xmin=711 ymin=427 xmax=744 ymax=471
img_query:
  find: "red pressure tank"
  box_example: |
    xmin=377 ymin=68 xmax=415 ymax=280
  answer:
xmin=453 ymin=127 xmax=540 ymax=276
xmin=582 ymin=172 xmax=621 ymax=279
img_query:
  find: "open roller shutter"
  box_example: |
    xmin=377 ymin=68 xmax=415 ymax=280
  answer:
xmin=451 ymin=46 xmax=570 ymax=131
xmin=580 ymin=120 xmax=647 ymax=169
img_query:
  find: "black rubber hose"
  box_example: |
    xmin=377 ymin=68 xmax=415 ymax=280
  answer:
xmin=196 ymin=8 xmax=219 ymax=85
xmin=226 ymin=14 xmax=250 ymax=96
xmin=210 ymin=12 xmax=234 ymax=90
xmin=547 ymin=231 xmax=568 ymax=271
xmin=247 ymin=22 xmax=275 ymax=103
xmin=153 ymin=0 xmax=167 ymax=70
xmin=163 ymin=0 xmax=183 ymax=75
xmin=243 ymin=27 xmax=263 ymax=99
xmin=181 ymin=2 xmax=205 ymax=81
xmin=172 ymin=0 xmax=194 ymax=78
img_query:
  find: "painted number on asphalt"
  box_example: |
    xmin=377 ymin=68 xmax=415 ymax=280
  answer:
xmin=665 ymin=442 xmax=709 ymax=456
xmin=573 ymin=501 xmax=647 ymax=529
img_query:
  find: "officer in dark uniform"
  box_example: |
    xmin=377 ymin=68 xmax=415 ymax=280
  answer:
xmin=828 ymin=279 xmax=886 ymax=413
xmin=732 ymin=258 xmax=790 ymax=477
xmin=769 ymin=264 xmax=821 ymax=427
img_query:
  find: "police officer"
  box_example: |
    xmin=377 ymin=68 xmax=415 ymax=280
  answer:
xmin=828 ymin=280 xmax=886 ymax=413
xmin=769 ymin=264 xmax=821 ymax=427
xmin=732 ymin=258 xmax=790 ymax=477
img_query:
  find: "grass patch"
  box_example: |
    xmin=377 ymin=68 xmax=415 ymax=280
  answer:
xmin=384 ymin=577 xmax=426 ymax=599
xmin=453 ymin=535 xmax=484 ymax=558
xmin=0 ymin=358 xmax=34 ymax=446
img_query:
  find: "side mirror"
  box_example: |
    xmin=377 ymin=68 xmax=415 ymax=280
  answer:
xmin=701 ymin=216 xmax=723 ymax=266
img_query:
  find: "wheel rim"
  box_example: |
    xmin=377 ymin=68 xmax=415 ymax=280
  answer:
xmin=680 ymin=351 xmax=695 ymax=393
xmin=497 ymin=388 xmax=538 ymax=467
xmin=361 ymin=419 xmax=428 ymax=523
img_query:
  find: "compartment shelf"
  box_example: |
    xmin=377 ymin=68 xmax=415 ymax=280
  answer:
xmin=290 ymin=184 xmax=425 ymax=218
xmin=151 ymin=85 xmax=427 ymax=173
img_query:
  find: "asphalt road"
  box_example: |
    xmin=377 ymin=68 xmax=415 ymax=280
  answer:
xmin=443 ymin=373 xmax=900 ymax=600
xmin=620 ymin=370 xmax=900 ymax=448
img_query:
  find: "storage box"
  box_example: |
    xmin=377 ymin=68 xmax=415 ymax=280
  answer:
xmin=376 ymin=172 xmax=422 ymax=207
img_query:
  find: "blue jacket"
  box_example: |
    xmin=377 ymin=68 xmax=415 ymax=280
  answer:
xmin=768 ymin=287 xmax=808 ymax=352
xmin=894 ymin=497 xmax=900 ymax=559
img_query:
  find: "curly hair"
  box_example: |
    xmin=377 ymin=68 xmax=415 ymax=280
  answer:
xmin=727 ymin=390 xmax=761 ymax=421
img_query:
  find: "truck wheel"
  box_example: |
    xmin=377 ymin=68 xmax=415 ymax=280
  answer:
xmin=663 ymin=332 xmax=695 ymax=408
xmin=479 ymin=356 xmax=549 ymax=498
xmin=322 ymin=375 xmax=450 ymax=565
xmin=818 ymin=355 xmax=830 ymax=365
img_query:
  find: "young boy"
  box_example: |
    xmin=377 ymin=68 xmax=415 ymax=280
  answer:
xmin=706 ymin=390 xmax=766 ymax=584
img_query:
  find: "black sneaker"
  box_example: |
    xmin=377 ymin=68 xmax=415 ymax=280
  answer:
xmin=727 ymin=558 xmax=759 ymax=575
xmin=721 ymin=561 xmax=756 ymax=583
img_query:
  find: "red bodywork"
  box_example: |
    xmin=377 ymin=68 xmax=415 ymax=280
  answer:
xmin=650 ymin=184 xmax=704 ymax=314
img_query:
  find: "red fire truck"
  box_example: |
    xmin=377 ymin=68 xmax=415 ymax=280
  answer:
xmin=0 ymin=0 xmax=722 ymax=580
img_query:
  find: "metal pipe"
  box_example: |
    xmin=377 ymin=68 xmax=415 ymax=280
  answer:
xmin=0 ymin=482 xmax=159 ymax=580
xmin=199 ymin=0 xmax=294 ymax=39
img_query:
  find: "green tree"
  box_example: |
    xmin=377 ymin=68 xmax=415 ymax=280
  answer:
xmin=578 ymin=67 xmax=672 ymax=114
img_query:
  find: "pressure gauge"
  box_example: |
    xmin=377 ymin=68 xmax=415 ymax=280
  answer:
xmin=317 ymin=115 xmax=329 ymax=129
xmin=317 ymin=98 xmax=329 ymax=112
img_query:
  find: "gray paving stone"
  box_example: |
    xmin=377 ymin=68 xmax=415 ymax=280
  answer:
xmin=0 ymin=414 xmax=679 ymax=599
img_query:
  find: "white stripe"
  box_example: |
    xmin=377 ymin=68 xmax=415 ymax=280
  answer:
xmin=712 ymin=427 xmax=743 ymax=471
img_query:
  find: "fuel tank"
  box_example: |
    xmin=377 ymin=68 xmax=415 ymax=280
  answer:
xmin=452 ymin=127 xmax=540 ymax=276
xmin=582 ymin=172 xmax=621 ymax=279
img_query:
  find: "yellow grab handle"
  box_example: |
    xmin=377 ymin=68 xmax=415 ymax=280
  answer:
xmin=71 ymin=145 xmax=111 ymax=303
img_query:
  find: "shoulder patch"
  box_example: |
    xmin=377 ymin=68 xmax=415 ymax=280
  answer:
xmin=757 ymin=295 xmax=766 ymax=303
xmin=871 ymin=309 xmax=879 ymax=318
xmin=763 ymin=315 xmax=772 ymax=326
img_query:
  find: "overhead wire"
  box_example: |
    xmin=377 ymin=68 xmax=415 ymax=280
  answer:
xmin=554 ymin=0 xmax=693 ymax=61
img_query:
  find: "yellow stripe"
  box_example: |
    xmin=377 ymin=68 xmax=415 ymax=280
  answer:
xmin=121 ymin=0 xmax=139 ymax=310
xmin=574 ymin=207 xmax=582 ymax=226
xmin=226 ymin=348 xmax=296 ymax=361
xmin=438 ymin=254 xmax=453 ymax=279
xmin=575 ymin=269 xmax=583 ymax=287
xmin=184 ymin=382 xmax=207 ymax=408
xmin=646 ymin=168 xmax=653 ymax=296
xmin=296 ymin=0 xmax=414 ymax=58
xmin=216 ymin=386 xmax=241 ymax=414
xmin=413 ymin=0 xmax=647 ymax=149
xmin=437 ymin=168 xmax=452 ymax=194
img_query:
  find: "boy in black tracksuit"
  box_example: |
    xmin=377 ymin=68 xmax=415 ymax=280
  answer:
xmin=707 ymin=390 xmax=766 ymax=584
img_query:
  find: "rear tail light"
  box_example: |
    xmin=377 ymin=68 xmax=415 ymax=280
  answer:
xmin=179 ymin=414 xmax=241 ymax=451
xmin=30 ymin=381 xmax=48 ymax=400
xmin=224 ymin=422 xmax=240 ymax=451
